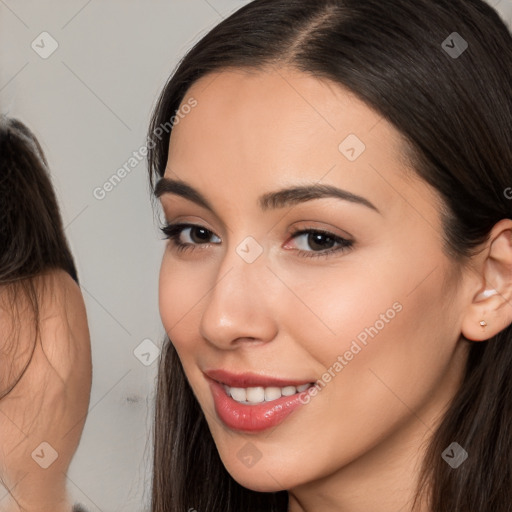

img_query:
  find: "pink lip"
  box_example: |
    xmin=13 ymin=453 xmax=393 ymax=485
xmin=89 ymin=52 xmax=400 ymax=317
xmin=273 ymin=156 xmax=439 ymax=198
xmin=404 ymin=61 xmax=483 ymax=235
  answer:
xmin=204 ymin=368 xmax=314 ymax=388
xmin=205 ymin=375 xmax=315 ymax=433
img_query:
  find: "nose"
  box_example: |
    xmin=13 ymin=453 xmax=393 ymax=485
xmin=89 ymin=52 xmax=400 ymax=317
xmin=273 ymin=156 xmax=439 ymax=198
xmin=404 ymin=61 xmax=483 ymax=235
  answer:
xmin=198 ymin=244 xmax=278 ymax=350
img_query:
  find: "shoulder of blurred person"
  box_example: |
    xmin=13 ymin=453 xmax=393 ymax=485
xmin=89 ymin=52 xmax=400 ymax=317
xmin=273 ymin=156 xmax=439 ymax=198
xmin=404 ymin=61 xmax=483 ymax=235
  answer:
xmin=0 ymin=268 xmax=92 ymax=512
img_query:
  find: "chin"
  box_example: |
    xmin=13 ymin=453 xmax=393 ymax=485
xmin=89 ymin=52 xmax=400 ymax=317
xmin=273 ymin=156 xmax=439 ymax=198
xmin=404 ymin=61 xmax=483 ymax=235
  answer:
xmin=217 ymin=455 xmax=295 ymax=492
xmin=231 ymin=473 xmax=287 ymax=493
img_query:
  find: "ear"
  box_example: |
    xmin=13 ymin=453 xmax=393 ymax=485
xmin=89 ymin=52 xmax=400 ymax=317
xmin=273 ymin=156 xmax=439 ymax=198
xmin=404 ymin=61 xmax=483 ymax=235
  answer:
xmin=461 ymin=218 xmax=512 ymax=342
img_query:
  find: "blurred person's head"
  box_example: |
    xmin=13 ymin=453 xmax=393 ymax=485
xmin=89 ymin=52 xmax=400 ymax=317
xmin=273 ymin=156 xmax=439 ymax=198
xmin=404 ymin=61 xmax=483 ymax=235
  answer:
xmin=0 ymin=116 xmax=92 ymax=511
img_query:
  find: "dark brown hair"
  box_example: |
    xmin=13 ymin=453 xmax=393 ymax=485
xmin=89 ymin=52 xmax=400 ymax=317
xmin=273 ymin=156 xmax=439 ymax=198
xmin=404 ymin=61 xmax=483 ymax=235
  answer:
xmin=146 ymin=1 xmax=512 ymax=510
xmin=0 ymin=116 xmax=79 ymax=399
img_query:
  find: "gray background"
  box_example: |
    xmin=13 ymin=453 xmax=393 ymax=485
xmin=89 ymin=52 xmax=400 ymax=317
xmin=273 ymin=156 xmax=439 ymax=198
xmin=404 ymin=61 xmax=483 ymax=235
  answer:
xmin=0 ymin=1 xmax=511 ymax=510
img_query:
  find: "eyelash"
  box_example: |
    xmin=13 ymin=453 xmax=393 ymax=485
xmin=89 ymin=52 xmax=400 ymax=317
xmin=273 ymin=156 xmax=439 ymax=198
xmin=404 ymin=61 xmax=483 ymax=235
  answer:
xmin=159 ymin=223 xmax=354 ymax=259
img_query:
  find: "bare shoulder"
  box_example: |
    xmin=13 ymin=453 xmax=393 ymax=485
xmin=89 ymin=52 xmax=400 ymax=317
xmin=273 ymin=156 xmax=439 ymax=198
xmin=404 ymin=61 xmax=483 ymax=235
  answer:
xmin=0 ymin=270 xmax=89 ymax=393
xmin=35 ymin=269 xmax=88 ymax=326
xmin=32 ymin=268 xmax=92 ymax=382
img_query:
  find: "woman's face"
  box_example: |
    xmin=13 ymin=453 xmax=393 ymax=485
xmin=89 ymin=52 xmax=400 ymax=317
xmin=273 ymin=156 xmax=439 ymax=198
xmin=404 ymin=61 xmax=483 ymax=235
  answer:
xmin=157 ymin=68 xmax=472 ymax=495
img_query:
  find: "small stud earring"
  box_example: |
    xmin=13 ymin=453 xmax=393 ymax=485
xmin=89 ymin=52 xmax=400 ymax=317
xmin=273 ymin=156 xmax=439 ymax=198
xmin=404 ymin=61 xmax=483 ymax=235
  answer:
xmin=479 ymin=320 xmax=487 ymax=327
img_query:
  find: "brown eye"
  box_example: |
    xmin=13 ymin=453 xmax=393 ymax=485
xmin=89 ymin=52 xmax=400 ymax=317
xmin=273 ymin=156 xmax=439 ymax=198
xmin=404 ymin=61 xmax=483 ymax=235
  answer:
xmin=286 ymin=228 xmax=354 ymax=259
xmin=160 ymin=223 xmax=221 ymax=249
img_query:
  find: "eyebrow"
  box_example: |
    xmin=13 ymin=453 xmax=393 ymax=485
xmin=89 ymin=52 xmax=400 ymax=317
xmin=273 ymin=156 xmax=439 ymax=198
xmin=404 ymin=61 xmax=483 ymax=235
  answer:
xmin=154 ymin=177 xmax=381 ymax=214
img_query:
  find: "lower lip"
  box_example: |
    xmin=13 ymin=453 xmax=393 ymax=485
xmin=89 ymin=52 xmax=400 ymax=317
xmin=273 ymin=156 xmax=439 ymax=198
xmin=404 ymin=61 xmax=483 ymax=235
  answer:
xmin=207 ymin=378 xmax=312 ymax=432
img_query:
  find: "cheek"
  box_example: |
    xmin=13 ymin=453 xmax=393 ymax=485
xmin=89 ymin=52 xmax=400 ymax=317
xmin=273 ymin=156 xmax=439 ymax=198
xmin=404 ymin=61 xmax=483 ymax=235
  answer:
xmin=158 ymin=259 xmax=173 ymax=333
xmin=158 ymin=255 xmax=204 ymax=338
xmin=286 ymin=256 xmax=454 ymax=409
xmin=275 ymin=261 xmax=402 ymax=365
xmin=158 ymin=257 xmax=198 ymax=370
xmin=265 ymin=266 xmax=456 ymax=473
xmin=158 ymin=258 xmax=206 ymax=395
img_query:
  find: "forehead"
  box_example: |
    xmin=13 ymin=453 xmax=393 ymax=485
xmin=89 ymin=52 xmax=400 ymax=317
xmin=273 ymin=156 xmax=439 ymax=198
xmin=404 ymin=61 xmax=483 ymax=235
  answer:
xmin=164 ymin=68 xmax=435 ymax=218
xmin=170 ymin=67 xmax=394 ymax=151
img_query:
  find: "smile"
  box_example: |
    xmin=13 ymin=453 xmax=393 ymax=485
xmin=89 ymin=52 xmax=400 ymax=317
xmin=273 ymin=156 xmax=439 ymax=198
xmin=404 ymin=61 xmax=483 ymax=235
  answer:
xmin=204 ymin=370 xmax=318 ymax=432
xmin=222 ymin=383 xmax=313 ymax=404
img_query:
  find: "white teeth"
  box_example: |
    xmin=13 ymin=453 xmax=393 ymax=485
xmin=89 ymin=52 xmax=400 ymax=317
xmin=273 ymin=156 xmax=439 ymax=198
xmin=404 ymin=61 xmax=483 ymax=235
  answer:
xmin=246 ymin=386 xmax=265 ymax=403
xmin=229 ymin=387 xmax=247 ymax=402
xmin=224 ymin=383 xmax=313 ymax=404
xmin=281 ymin=386 xmax=296 ymax=396
xmin=264 ymin=387 xmax=282 ymax=401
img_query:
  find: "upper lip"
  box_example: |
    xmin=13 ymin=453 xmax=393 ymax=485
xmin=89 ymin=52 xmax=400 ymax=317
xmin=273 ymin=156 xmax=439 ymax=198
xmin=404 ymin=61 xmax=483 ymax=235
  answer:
xmin=204 ymin=369 xmax=314 ymax=388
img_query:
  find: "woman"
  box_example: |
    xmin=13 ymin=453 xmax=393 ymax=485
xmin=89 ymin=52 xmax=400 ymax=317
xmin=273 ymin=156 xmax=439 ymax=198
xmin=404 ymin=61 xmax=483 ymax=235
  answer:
xmin=0 ymin=117 xmax=92 ymax=512
xmin=146 ymin=0 xmax=512 ymax=510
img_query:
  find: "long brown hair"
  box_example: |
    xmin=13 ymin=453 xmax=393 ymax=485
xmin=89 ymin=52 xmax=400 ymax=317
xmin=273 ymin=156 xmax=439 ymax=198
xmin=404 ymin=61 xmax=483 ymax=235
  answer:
xmin=0 ymin=115 xmax=79 ymax=399
xmin=146 ymin=1 xmax=512 ymax=510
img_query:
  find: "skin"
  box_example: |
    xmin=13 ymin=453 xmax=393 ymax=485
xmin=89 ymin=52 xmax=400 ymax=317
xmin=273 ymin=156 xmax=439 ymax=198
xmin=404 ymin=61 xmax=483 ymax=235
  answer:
xmin=157 ymin=68 xmax=512 ymax=512
xmin=0 ymin=269 xmax=92 ymax=511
